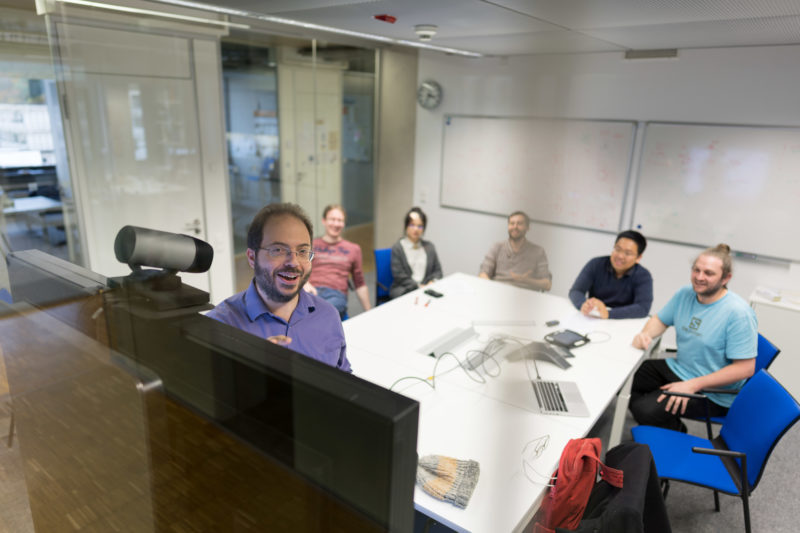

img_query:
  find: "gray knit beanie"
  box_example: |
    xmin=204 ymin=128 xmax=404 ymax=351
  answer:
xmin=417 ymin=455 xmax=480 ymax=509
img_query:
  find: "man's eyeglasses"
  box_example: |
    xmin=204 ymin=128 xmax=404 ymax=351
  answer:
xmin=612 ymin=246 xmax=637 ymax=258
xmin=258 ymin=246 xmax=314 ymax=262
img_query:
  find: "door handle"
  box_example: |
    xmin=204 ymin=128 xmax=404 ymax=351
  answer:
xmin=184 ymin=218 xmax=202 ymax=235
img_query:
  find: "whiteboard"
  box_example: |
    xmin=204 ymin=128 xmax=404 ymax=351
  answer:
xmin=440 ymin=115 xmax=636 ymax=231
xmin=634 ymin=123 xmax=800 ymax=261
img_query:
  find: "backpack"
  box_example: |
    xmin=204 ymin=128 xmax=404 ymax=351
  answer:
xmin=533 ymin=438 xmax=624 ymax=533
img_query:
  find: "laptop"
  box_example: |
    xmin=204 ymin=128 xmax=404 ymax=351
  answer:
xmin=525 ymin=342 xmax=590 ymax=417
xmin=529 ymin=372 xmax=591 ymax=417
xmin=526 ymin=336 xmax=662 ymax=417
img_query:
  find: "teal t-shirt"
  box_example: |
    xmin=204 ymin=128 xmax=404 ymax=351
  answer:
xmin=658 ymin=285 xmax=757 ymax=407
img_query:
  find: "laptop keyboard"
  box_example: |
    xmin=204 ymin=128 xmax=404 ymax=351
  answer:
xmin=533 ymin=380 xmax=568 ymax=412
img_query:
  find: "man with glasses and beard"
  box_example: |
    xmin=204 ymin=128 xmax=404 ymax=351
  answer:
xmin=208 ymin=203 xmax=351 ymax=372
xmin=628 ymin=244 xmax=756 ymax=431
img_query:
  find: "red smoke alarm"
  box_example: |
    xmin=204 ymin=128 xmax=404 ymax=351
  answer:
xmin=373 ymin=14 xmax=397 ymax=24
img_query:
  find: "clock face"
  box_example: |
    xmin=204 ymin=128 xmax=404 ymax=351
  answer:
xmin=417 ymin=80 xmax=443 ymax=110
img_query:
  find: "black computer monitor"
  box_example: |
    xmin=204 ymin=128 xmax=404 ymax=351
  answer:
xmin=6 ymin=250 xmax=419 ymax=532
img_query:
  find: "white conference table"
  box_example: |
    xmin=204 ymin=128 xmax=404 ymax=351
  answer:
xmin=343 ymin=273 xmax=648 ymax=533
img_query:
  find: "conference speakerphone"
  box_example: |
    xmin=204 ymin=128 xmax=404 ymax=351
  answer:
xmin=544 ymin=329 xmax=590 ymax=349
xmin=517 ymin=341 xmax=572 ymax=370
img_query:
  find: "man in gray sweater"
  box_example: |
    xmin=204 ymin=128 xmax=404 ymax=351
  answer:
xmin=479 ymin=211 xmax=552 ymax=291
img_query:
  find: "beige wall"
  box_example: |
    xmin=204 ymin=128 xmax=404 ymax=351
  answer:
xmin=374 ymin=47 xmax=417 ymax=249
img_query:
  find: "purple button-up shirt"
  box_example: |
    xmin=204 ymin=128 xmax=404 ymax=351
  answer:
xmin=207 ymin=281 xmax=351 ymax=372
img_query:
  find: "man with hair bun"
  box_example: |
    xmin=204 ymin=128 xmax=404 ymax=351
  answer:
xmin=568 ymin=230 xmax=653 ymax=319
xmin=629 ymin=243 xmax=757 ymax=431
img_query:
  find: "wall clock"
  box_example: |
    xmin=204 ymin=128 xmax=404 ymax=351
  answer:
xmin=417 ymin=80 xmax=443 ymax=110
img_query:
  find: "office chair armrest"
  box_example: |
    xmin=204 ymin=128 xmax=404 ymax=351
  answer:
xmin=698 ymin=388 xmax=738 ymax=395
xmin=661 ymin=390 xmax=716 ymax=439
xmin=691 ymin=447 xmax=744 ymax=459
xmin=660 ymin=390 xmax=708 ymax=400
xmin=692 ymin=446 xmax=749 ymax=494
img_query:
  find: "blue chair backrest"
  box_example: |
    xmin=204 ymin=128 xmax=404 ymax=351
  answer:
xmin=374 ymin=248 xmax=393 ymax=302
xmin=755 ymin=333 xmax=780 ymax=373
xmin=720 ymin=370 xmax=800 ymax=490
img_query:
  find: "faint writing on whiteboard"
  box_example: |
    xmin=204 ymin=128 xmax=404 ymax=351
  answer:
xmin=635 ymin=122 xmax=800 ymax=262
xmin=440 ymin=116 xmax=635 ymax=231
xmin=684 ymin=148 xmax=711 ymax=194
xmin=720 ymin=149 xmax=768 ymax=197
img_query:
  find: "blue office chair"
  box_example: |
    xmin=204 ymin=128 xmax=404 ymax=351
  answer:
xmin=677 ymin=333 xmax=780 ymax=434
xmin=632 ymin=370 xmax=800 ymax=533
xmin=374 ymin=248 xmax=393 ymax=306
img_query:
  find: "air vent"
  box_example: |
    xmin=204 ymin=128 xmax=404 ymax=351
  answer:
xmin=624 ymin=49 xmax=678 ymax=59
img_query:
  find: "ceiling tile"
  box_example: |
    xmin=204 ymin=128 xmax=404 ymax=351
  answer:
xmin=214 ymin=0 xmax=378 ymax=13
xmin=436 ymin=30 xmax=626 ymax=56
xmin=584 ymin=15 xmax=800 ymax=49
xmin=490 ymin=0 xmax=800 ymax=29
xmin=227 ymin=0 xmax=562 ymax=40
xmin=172 ymin=0 xmax=800 ymax=55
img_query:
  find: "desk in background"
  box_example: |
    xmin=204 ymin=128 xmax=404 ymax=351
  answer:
xmin=343 ymin=273 xmax=647 ymax=533
xmin=0 ymin=166 xmax=58 ymax=196
xmin=2 ymin=195 xmax=62 ymax=216
xmin=2 ymin=195 xmax=64 ymax=244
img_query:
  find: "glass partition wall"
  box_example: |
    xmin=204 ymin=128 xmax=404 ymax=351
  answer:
xmin=221 ymin=35 xmax=376 ymax=292
xmin=7 ymin=0 xmax=379 ymax=301
xmin=41 ymin=4 xmax=232 ymax=298
xmin=221 ymin=41 xmax=279 ymax=258
xmin=0 ymin=5 xmax=78 ymax=275
xmin=1 ymin=1 xmax=385 ymax=532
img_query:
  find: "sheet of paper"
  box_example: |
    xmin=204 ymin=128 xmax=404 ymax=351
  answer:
xmin=560 ymin=311 xmax=600 ymax=334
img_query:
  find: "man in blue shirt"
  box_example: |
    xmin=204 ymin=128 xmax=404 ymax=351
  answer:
xmin=629 ymin=244 xmax=756 ymax=431
xmin=207 ymin=203 xmax=351 ymax=372
xmin=568 ymin=230 xmax=653 ymax=319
